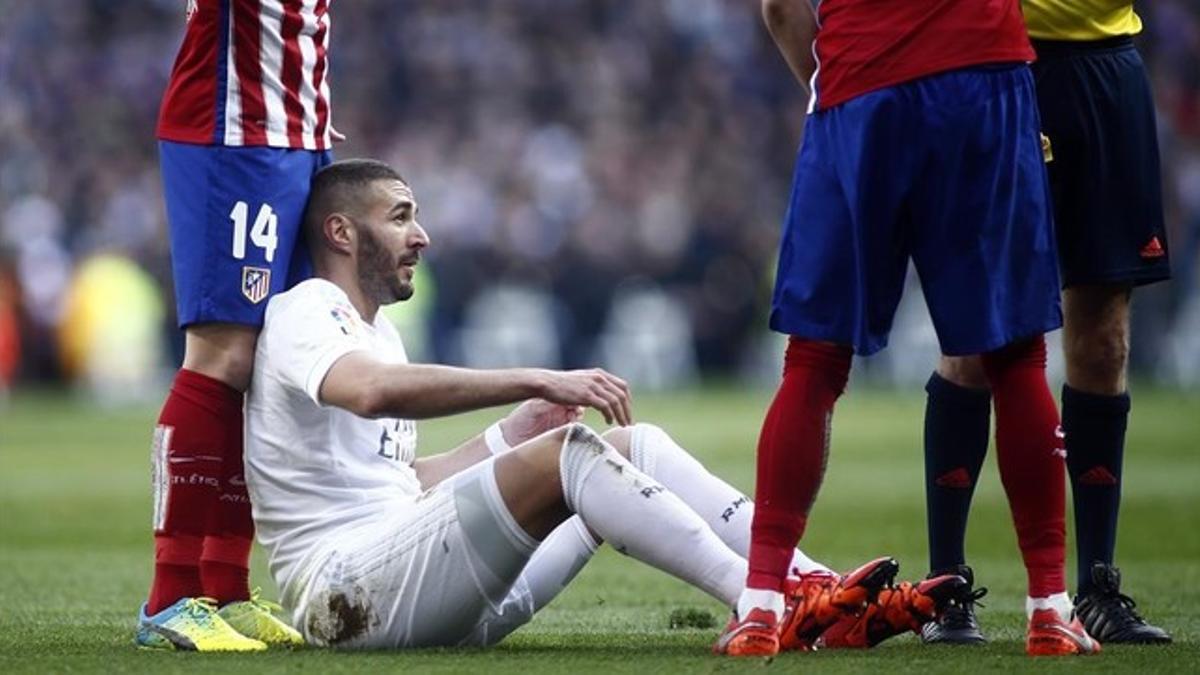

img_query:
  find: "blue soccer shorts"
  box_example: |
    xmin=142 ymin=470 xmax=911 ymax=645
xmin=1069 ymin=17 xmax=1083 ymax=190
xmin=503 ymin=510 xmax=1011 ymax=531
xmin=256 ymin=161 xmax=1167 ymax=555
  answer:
xmin=159 ymin=141 xmax=333 ymax=328
xmin=770 ymin=64 xmax=1063 ymax=356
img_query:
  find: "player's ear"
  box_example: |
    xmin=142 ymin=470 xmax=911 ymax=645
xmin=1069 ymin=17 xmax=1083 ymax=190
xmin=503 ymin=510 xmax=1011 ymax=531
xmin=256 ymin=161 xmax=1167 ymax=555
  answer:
xmin=324 ymin=213 xmax=355 ymax=254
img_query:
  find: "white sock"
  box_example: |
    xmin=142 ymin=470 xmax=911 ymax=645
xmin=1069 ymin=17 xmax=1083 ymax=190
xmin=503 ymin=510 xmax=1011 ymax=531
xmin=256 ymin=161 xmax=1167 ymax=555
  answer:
xmin=1026 ymin=591 xmax=1073 ymax=622
xmin=787 ymin=549 xmax=830 ymax=576
xmin=559 ymin=424 xmax=746 ymax=606
xmin=465 ymin=517 xmax=599 ymax=647
xmin=629 ymin=423 xmax=831 ymax=576
xmin=737 ymin=587 xmax=785 ymax=620
xmin=523 ymin=517 xmax=599 ymax=611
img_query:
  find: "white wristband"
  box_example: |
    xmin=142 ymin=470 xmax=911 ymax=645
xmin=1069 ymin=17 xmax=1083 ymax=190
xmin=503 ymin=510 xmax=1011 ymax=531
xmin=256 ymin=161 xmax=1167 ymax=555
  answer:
xmin=484 ymin=421 xmax=513 ymax=455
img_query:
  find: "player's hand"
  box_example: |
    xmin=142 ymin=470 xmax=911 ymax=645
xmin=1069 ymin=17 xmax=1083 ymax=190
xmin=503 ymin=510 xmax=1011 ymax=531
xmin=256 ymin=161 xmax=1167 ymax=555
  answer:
xmin=537 ymin=369 xmax=633 ymax=426
xmin=501 ymin=399 xmax=584 ymax=446
xmin=330 ymin=126 xmax=347 ymax=143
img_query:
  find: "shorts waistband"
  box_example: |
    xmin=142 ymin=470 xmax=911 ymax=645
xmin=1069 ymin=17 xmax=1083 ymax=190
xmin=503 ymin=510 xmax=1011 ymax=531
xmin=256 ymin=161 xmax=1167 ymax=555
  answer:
xmin=1032 ymin=35 xmax=1135 ymax=58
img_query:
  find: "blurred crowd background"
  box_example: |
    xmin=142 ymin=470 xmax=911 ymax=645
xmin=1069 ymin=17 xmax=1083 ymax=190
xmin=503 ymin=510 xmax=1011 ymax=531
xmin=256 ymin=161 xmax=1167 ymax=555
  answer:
xmin=1 ymin=0 xmax=1199 ymax=402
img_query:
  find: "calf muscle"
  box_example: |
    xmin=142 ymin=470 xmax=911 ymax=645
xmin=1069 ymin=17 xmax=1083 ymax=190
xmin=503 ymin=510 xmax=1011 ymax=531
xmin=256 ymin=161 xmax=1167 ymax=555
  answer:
xmin=1063 ymin=285 xmax=1132 ymax=395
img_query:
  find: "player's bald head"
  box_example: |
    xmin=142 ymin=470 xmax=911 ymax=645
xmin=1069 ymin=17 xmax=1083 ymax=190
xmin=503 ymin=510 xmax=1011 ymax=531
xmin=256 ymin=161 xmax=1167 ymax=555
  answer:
xmin=303 ymin=158 xmax=409 ymax=253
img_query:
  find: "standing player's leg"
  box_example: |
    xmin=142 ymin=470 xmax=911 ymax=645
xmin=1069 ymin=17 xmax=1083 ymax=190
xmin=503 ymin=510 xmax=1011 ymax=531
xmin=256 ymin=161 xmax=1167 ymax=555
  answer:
xmin=910 ymin=64 xmax=1094 ymax=656
xmin=1032 ymin=36 xmax=1171 ymax=644
xmin=188 ymin=326 xmax=256 ymax=608
xmin=144 ymin=328 xmax=260 ymax=651
xmin=1062 ymin=285 xmax=1169 ymax=642
xmin=978 ymin=337 xmax=1071 ymax=620
xmin=924 ymin=356 xmax=990 ymax=575
xmin=138 ymin=143 xmax=327 ymax=651
xmin=147 ymin=325 xmax=256 ymax=615
xmin=723 ymin=82 xmax=920 ymax=655
xmin=1061 ymin=285 xmax=1131 ymax=593
xmin=744 ymin=338 xmax=852 ymax=600
xmin=919 ymin=354 xmax=990 ymax=644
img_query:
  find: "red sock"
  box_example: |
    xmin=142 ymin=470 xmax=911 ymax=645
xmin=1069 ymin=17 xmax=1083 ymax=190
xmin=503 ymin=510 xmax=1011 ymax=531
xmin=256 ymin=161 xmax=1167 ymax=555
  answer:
xmin=747 ymin=338 xmax=852 ymax=591
xmin=201 ymin=399 xmax=255 ymax=605
xmin=146 ymin=368 xmax=243 ymax=614
xmin=982 ymin=335 xmax=1067 ymax=598
xmin=148 ymin=535 xmax=203 ymax=615
xmin=201 ymin=537 xmax=253 ymax=605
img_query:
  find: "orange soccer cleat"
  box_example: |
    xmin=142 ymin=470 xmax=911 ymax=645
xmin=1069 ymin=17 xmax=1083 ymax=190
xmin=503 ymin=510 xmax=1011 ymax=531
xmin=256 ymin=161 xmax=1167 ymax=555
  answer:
xmin=713 ymin=607 xmax=780 ymax=657
xmin=1026 ymin=608 xmax=1101 ymax=656
xmin=777 ymin=556 xmax=899 ymax=651
xmin=817 ymin=572 xmax=969 ymax=648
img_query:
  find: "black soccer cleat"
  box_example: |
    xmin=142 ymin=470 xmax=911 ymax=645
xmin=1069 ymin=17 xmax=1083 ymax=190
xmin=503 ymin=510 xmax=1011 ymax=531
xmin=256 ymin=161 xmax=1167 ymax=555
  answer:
xmin=920 ymin=564 xmax=987 ymax=645
xmin=1074 ymin=563 xmax=1171 ymax=644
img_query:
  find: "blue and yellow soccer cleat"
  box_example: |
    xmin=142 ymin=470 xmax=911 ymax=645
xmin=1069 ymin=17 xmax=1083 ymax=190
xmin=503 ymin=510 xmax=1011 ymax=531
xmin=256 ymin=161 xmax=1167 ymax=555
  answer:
xmin=218 ymin=588 xmax=306 ymax=649
xmin=136 ymin=597 xmax=267 ymax=651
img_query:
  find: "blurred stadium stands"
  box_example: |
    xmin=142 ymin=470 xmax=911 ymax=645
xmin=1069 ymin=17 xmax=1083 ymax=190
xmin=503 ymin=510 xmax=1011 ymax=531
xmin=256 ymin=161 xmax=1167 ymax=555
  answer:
xmin=1 ymin=0 xmax=1198 ymax=398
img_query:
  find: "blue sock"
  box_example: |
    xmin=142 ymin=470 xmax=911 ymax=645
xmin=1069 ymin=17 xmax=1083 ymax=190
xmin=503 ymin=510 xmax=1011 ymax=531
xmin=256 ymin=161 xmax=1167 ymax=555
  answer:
xmin=924 ymin=372 xmax=991 ymax=573
xmin=1062 ymin=385 xmax=1129 ymax=595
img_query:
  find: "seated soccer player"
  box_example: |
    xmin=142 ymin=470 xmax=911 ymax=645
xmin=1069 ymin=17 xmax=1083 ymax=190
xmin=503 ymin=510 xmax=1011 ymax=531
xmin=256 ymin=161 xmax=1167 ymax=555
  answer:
xmin=242 ymin=159 xmax=957 ymax=650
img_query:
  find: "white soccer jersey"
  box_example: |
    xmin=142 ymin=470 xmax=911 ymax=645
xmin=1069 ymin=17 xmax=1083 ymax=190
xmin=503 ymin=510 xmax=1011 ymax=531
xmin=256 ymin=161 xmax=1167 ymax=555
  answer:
xmin=245 ymin=278 xmax=419 ymax=602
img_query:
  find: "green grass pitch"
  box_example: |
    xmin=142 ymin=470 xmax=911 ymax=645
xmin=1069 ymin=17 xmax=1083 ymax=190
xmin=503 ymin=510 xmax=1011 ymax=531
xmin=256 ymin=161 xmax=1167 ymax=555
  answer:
xmin=1 ymin=386 xmax=1197 ymax=673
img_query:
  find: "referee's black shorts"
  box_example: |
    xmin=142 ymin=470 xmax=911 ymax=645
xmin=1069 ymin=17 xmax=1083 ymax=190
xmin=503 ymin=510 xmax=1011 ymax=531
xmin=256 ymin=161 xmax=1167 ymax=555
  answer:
xmin=1032 ymin=35 xmax=1171 ymax=289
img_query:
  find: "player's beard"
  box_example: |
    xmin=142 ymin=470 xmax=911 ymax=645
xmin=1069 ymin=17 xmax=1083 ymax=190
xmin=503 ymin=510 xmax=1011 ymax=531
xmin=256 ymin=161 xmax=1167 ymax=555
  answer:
xmin=357 ymin=226 xmax=414 ymax=305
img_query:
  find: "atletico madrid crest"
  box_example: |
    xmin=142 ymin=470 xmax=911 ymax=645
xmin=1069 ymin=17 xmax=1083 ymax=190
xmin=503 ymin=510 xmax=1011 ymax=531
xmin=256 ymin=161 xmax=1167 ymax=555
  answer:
xmin=242 ymin=267 xmax=271 ymax=304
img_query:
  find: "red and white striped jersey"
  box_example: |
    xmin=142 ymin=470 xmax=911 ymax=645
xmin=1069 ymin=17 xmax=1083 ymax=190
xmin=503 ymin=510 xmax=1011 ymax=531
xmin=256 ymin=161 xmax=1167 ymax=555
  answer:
xmin=158 ymin=0 xmax=333 ymax=150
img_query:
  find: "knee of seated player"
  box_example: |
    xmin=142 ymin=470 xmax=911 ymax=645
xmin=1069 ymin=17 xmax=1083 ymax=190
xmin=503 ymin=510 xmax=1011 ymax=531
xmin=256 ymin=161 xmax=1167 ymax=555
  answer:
xmin=181 ymin=323 xmax=260 ymax=391
xmin=510 ymin=424 xmax=576 ymax=479
xmin=494 ymin=427 xmax=581 ymax=538
xmin=509 ymin=423 xmax=608 ymax=489
xmin=937 ymin=354 xmax=989 ymax=390
xmin=605 ymin=423 xmax=679 ymax=477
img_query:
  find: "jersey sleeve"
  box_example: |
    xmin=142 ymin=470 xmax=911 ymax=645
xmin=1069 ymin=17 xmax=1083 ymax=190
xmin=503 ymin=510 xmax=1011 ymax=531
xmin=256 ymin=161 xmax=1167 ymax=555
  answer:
xmin=264 ymin=282 xmax=371 ymax=405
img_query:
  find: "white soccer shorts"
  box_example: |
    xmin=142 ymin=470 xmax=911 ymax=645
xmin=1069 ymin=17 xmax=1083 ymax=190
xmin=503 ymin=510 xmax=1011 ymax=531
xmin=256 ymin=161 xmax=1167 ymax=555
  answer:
xmin=290 ymin=457 xmax=596 ymax=649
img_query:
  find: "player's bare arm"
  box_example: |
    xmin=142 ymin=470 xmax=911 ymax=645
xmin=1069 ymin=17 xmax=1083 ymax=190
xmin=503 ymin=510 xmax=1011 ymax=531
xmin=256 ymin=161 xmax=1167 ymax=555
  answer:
xmin=761 ymin=0 xmax=817 ymax=90
xmin=319 ymin=351 xmax=633 ymax=425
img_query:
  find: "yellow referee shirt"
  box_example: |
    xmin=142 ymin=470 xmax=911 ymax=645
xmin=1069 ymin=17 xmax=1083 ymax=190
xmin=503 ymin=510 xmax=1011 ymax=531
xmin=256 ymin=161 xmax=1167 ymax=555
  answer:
xmin=1023 ymin=1 xmax=1142 ymax=40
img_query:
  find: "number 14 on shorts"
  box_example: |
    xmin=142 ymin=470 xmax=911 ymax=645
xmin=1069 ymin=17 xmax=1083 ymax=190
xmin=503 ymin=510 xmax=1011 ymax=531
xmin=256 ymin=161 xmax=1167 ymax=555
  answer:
xmin=230 ymin=201 xmax=279 ymax=263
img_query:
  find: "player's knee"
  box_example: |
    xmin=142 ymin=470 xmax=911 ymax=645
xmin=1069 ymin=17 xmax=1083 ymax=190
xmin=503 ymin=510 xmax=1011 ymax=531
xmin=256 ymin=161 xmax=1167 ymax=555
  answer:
xmin=224 ymin=350 xmax=256 ymax=390
xmin=981 ymin=335 xmax=1048 ymax=383
xmin=624 ymin=423 xmax=668 ymax=476
xmin=525 ymin=424 xmax=576 ymax=472
xmin=558 ymin=423 xmax=617 ymax=512
xmin=937 ymin=355 xmax=989 ymax=390
xmin=558 ymin=423 xmax=605 ymax=461
xmin=784 ymin=339 xmax=853 ymax=392
xmin=212 ymin=352 xmax=255 ymax=392
xmin=182 ymin=324 xmax=259 ymax=391
xmin=600 ymin=426 xmax=634 ymax=460
xmin=1066 ymin=330 xmax=1128 ymax=387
